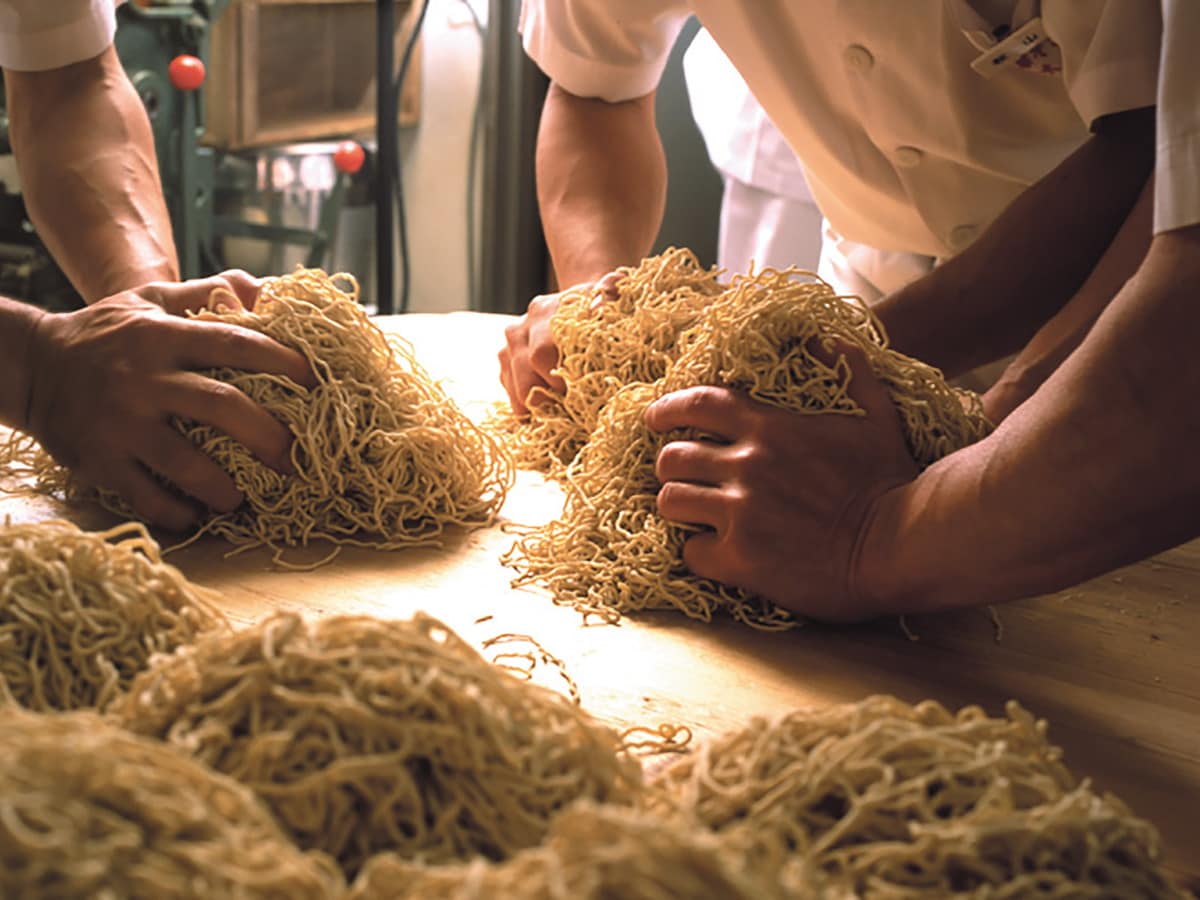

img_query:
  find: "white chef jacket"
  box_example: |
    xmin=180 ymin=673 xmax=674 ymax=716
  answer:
xmin=520 ymin=0 xmax=1161 ymax=261
xmin=1154 ymin=0 xmax=1200 ymax=233
xmin=682 ymin=28 xmax=815 ymax=207
xmin=0 ymin=0 xmax=116 ymax=72
xmin=682 ymin=28 xmax=825 ymax=275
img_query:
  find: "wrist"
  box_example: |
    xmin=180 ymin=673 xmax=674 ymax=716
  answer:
xmin=0 ymin=299 xmax=49 ymax=431
xmin=845 ymin=479 xmax=913 ymax=620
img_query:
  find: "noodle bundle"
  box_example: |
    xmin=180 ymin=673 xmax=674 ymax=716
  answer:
xmin=506 ymin=257 xmax=992 ymax=627
xmin=345 ymin=803 xmax=805 ymax=900
xmin=0 ymin=519 xmax=225 ymax=711
xmin=495 ymin=248 xmax=720 ymax=471
xmin=0 ymin=707 xmax=341 ymax=899
xmin=108 ymin=612 xmax=642 ymax=880
xmin=3 ymin=269 xmax=513 ymax=561
xmin=646 ymin=695 xmax=1183 ymax=898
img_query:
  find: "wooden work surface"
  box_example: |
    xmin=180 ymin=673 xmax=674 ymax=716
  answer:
xmin=3 ymin=312 xmax=1198 ymax=889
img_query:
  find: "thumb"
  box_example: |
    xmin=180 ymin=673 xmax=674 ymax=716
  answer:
xmin=156 ymin=272 xmax=262 ymax=316
xmin=588 ymin=270 xmax=624 ymax=312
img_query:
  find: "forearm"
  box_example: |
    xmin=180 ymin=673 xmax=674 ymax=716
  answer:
xmin=0 ymin=297 xmax=44 ymax=429
xmin=983 ymin=174 xmax=1155 ymax=420
xmin=536 ymin=82 xmax=666 ymax=287
xmin=860 ymin=224 xmax=1200 ymax=612
xmin=875 ymin=107 xmax=1155 ymax=378
xmin=5 ymin=46 xmax=177 ymax=302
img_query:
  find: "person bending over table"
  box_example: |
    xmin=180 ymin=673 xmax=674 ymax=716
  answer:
xmin=0 ymin=0 xmax=313 ymax=531
xmin=497 ymin=1 xmax=1199 ymax=619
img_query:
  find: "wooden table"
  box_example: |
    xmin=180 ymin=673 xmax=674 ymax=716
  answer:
xmin=4 ymin=312 xmax=1198 ymax=889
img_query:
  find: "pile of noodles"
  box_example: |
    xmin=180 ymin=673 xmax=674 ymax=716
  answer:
xmin=0 ymin=707 xmax=341 ymax=899
xmin=506 ymin=260 xmax=992 ymax=628
xmin=2 ymin=269 xmax=513 ymax=562
xmin=493 ymin=248 xmax=720 ymax=472
xmin=0 ymin=519 xmax=225 ymax=711
xmin=645 ymin=695 xmax=1184 ymax=898
xmin=345 ymin=803 xmax=807 ymax=900
xmin=107 ymin=612 xmax=642 ymax=880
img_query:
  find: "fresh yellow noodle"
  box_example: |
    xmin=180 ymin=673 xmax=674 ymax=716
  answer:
xmin=481 ymin=631 xmax=582 ymax=705
xmin=0 ymin=707 xmax=342 ymax=899
xmin=491 ymin=248 xmax=721 ymax=472
xmin=344 ymin=803 xmax=802 ymax=900
xmin=2 ymin=269 xmax=513 ymax=563
xmin=0 ymin=519 xmax=225 ymax=711
xmin=107 ymin=612 xmax=643 ymax=880
xmin=645 ymin=695 xmax=1184 ymax=898
xmin=506 ymin=257 xmax=992 ymax=628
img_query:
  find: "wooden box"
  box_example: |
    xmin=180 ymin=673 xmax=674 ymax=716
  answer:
xmin=204 ymin=0 xmax=420 ymax=149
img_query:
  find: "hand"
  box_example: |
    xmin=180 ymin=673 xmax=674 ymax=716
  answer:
xmin=498 ymin=272 xmax=621 ymax=416
xmin=24 ymin=272 xmax=317 ymax=531
xmin=644 ymin=345 xmax=918 ymax=622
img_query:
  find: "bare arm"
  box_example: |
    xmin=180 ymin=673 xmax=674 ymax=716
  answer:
xmin=860 ymin=224 xmax=1200 ymax=614
xmin=500 ymin=82 xmax=666 ymax=413
xmin=536 ymin=82 xmax=667 ymax=286
xmin=874 ymin=107 xmax=1156 ymax=380
xmin=5 ymin=45 xmax=178 ymax=301
xmin=982 ymin=175 xmax=1155 ymax=422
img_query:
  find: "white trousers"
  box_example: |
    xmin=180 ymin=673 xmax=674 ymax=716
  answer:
xmin=717 ymin=177 xmax=824 ymax=275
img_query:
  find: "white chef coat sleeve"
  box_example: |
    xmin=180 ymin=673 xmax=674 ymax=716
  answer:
xmin=1153 ymin=0 xmax=1200 ymax=233
xmin=1043 ymin=0 xmax=1161 ymax=129
xmin=0 ymin=0 xmax=116 ymax=72
xmin=519 ymin=0 xmax=692 ymax=103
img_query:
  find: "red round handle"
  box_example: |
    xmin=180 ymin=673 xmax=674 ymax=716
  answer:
xmin=333 ymin=140 xmax=366 ymax=175
xmin=168 ymin=55 xmax=206 ymax=92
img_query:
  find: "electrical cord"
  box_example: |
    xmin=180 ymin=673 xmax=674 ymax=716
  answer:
xmin=460 ymin=0 xmax=486 ymax=312
xmin=392 ymin=0 xmax=432 ymax=314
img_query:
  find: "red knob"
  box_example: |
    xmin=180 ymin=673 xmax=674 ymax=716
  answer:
xmin=333 ymin=140 xmax=364 ymax=175
xmin=333 ymin=140 xmax=366 ymax=175
xmin=168 ymin=55 xmax=206 ymax=91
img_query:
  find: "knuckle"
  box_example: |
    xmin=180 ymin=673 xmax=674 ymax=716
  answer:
xmin=503 ymin=320 xmax=528 ymax=350
xmin=730 ymin=440 xmax=770 ymax=473
xmin=221 ymin=268 xmax=254 ymax=283
xmin=682 ymin=535 xmax=724 ymax=580
xmin=130 ymin=489 xmax=175 ymax=528
xmin=679 ymin=387 xmax=716 ymax=417
xmin=528 ymin=294 xmax=560 ymax=319
xmin=529 ymin=342 xmax=560 ymax=375
xmin=202 ymin=378 xmax=248 ymax=411
xmin=656 ymin=481 xmax=687 ymax=513
xmin=655 ymin=442 xmax=689 ymax=480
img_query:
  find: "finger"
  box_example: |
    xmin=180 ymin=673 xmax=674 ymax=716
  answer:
xmin=645 ymin=386 xmax=748 ymax=440
xmin=174 ymin=319 xmax=317 ymax=389
xmin=501 ymin=326 xmax=531 ymax=417
xmin=527 ymin=321 xmax=564 ymax=389
xmin=214 ymin=269 xmax=262 ymax=309
xmin=656 ymin=480 xmax=725 ymax=530
xmin=137 ymin=425 xmax=244 ymax=514
xmin=655 ymin=439 xmax=727 ymax=486
xmin=96 ymin=459 xmax=199 ymax=532
xmin=680 ymin=530 xmax=728 ymax=584
xmin=166 ymin=372 xmax=295 ymax=474
xmin=497 ymin=348 xmax=525 ymax=417
xmin=150 ymin=273 xmax=259 ymax=316
xmin=588 ymin=271 xmax=623 ymax=311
